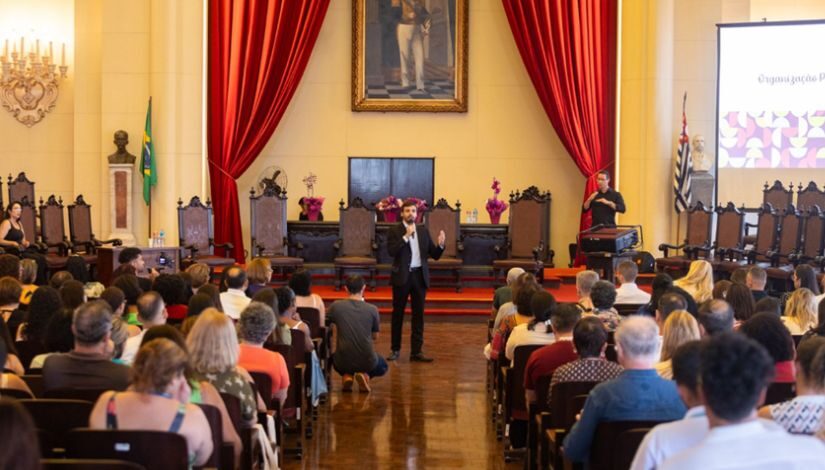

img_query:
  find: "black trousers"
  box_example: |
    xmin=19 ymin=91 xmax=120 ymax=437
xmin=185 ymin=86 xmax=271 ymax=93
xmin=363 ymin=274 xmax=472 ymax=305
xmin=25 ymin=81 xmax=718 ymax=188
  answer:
xmin=391 ymin=268 xmax=426 ymax=354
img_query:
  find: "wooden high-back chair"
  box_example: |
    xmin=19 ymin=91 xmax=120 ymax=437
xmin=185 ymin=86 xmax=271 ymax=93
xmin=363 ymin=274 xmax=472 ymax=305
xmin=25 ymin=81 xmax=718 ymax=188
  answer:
xmin=743 ymin=203 xmax=780 ymax=266
xmin=8 ymin=172 xmax=41 ymax=247
xmin=703 ymin=202 xmax=745 ymax=274
xmin=333 ymin=197 xmax=377 ymax=290
xmin=426 ymin=198 xmax=463 ymax=291
xmin=177 ymin=196 xmax=235 ymax=269
xmin=249 ymin=187 xmax=303 ymax=275
xmin=796 ymin=182 xmax=825 ymax=212
xmin=38 ymin=196 xmax=71 ymax=273
xmin=763 ymin=180 xmax=794 ymax=209
xmin=793 ymin=205 xmax=825 ymax=265
xmin=657 ymin=201 xmax=714 ymax=274
xmin=767 ymin=204 xmax=803 ymax=266
xmin=67 ymin=195 xmax=121 ymax=257
xmin=492 ymin=186 xmax=553 ymax=284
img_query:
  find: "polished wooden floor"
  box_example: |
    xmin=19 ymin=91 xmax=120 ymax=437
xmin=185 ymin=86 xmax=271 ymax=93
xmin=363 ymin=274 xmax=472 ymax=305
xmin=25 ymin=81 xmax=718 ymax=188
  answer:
xmin=285 ymin=319 xmax=520 ymax=469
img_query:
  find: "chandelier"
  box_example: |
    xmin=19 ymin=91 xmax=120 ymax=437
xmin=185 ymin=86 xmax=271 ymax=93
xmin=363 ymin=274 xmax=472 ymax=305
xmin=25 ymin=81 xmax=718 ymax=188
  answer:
xmin=0 ymin=38 xmax=69 ymax=127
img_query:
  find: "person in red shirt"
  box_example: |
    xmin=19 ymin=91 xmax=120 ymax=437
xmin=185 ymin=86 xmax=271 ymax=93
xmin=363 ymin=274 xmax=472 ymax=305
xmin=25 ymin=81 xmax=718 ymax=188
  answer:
xmin=237 ymin=301 xmax=290 ymax=405
xmin=152 ymin=274 xmax=189 ymax=322
xmin=524 ymin=303 xmax=581 ymax=404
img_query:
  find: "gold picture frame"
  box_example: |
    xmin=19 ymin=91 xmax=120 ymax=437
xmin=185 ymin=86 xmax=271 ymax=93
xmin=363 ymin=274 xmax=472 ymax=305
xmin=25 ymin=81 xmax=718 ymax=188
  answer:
xmin=352 ymin=0 xmax=468 ymax=112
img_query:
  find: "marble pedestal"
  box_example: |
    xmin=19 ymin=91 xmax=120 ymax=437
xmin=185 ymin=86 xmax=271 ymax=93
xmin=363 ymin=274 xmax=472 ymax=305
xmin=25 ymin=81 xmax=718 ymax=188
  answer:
xmin=692 ymin=172 xmax=715 ymax=208
xmin=108 ymin=164 xmax=137 ymax=246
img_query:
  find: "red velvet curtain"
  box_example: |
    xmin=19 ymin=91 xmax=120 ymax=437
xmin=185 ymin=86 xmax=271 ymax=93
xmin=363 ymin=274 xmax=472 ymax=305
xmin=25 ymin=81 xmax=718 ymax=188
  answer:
xmin=502 ymin=0 xmax=618 ymax=249
xmin=207 ymin=0 xmax=330 ymax=261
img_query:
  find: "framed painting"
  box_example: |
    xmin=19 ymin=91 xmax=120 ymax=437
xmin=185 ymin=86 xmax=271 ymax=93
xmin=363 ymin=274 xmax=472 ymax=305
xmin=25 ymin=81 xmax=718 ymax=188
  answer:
xmin=352 ymin=0 xmax=469 ymax=112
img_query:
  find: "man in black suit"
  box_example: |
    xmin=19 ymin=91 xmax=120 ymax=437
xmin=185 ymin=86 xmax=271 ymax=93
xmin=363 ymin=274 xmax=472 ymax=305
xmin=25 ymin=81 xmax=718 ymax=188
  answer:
xmin=387 ymin=201 xmax=446 ymax=362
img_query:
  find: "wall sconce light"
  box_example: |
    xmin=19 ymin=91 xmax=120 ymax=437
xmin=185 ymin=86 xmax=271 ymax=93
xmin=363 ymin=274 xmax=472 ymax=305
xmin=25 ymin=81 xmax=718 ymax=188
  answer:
xmin=0 ymin=37 xmax=68 ymax=127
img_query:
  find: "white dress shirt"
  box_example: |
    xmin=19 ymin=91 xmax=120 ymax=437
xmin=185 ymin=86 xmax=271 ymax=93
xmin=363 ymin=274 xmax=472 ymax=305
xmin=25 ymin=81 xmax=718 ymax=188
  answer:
xmin=403 ymin=222 xmax=422 ymax=269
xmin=630 ymin=406 xmax=708 ymax=470
xmin=120 ymin=329 xmax=147 ymax=364
xmin=615 ymin=282 xmax=652 ymax=304
xmin=661 ymin=418 xmax=825 ymax=470
xmin=220 ymin=288 xmax=251 ymax=320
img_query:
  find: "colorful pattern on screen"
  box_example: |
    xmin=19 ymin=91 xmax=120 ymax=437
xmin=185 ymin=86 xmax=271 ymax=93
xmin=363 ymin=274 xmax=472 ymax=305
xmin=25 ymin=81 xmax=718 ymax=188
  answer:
xmin=718 ymin=110 xmax=825 ymax=168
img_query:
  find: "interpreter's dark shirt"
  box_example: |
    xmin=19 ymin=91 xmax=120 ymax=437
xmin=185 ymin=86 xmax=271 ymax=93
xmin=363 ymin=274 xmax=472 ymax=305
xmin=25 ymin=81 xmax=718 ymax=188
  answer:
xmin=42 ymin=351 xmax=131 ymax=392
xmin=327 ymin=299 xmax=380 ymax=375
xmin=586 ymin=187 xmax=626 ymax=227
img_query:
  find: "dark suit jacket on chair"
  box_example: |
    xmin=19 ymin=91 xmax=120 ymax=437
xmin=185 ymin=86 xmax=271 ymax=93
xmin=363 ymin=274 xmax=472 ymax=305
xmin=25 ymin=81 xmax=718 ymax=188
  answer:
xmin=387 ymin=223 xmax=444 ymax=288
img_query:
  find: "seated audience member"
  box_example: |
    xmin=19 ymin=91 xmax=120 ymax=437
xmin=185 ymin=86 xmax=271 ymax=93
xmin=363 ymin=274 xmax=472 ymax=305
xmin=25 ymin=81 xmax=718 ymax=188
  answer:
xmin=817 ymin=276 xmax=825 ymax=307
xmin=188 ymin=309 xmax=262 ymax=423
xmin=0 ymin=321 xmax=23 ymax=375
xmin=274 ymin=287 xmax=314 ymax=353
xmin=66 ymin=255 xmax=104 ymax=299
xmin=576 ymin=270 xmax=600 ymax=313
xmin=0 ymin=254 xmax=21 ymax=279
xmin=727 ymin=282 xmax=756 ymax=327
xmin=615 ymin=261 xmax=651 ymax=304
xmin=112 ymin=247 xmax=158 ymax=291
xmin=487 ymin=281 xmax=542 ymax=360
xmin=18 ymin=258 xmax=38 ymax=306
xmin=747 ymin=266 xmax=770 ymax=302
xmin=219 ymin=266 xmax=250 ymax=320
xmin=755 ymin=296 xmax=782 ymax=317
xmin=245 ymin=258 xmax=272 ymax=298
xmin=739 ymin=312 xmax=797 ymax=383
xmin=655 ymin=292 xmax=688 ymax=329
xmin=0 ymin=336 xmax=34 ymax=396
xmin=121 ymin=291 xmax=168 ymax=363
xmin=49 ymin=270 xmax=73 ymax=289
xmin=237 ymin=301 xmax=289 ymax=403
xmin=139 ymin=324 xmax=242 ymax=464
xmin=152 ymin=274 xmax=188 ymax=322
xmin=548 ymin=316 xmax=623 ymax=405
xmin=59 ymin=280 xmax=87 ymax=310
xmin=505 ymin=291 xmax=559 ymax=362
xmin=711 ymin=279 xmax=732 ymax=300
xmin=656 ymin=311 xmax=700 ymax=379
xmin=524 ymin=303 xmax=581 ymax=403
xmin=89 ymin=338 xmax=213 ymax=467
xmin=637 ymin=273 xmax=673 ymax=317
xmin=674 ymin=260 xmax=713 ymax=303
xmin=493 ymin=272 xmax=538 ymax=330
xmin=290 ymin=269 xmax=326 ymax=326
xmin=197 ymin=283 xmax=223 ymax=312
xmin=0 ymin=277 xmax=24 ymax=339
xmin=112 ymin=274 xmax=143 ymax=326
xmin=631 ymin=341 xmax=706 ymax=470
xmin=664 ymin=286 xmax=698 ymax=317
xmin=590 ymin=280 xmax=621 ymax=331
xmin=660 ymin=333 xmax=825 ymax=469
xmin=99 ymin=286 xmax=140 ymax=337
xmin=110 ymin=317 xmax=130 ymax=364
xmin=42 ymin=301 xmax=130 ymax=392
xmin=729 ymin=267 xmax=749 ymax=285
xmin=185 ymin=262 xmax=211 ymax=293
xmin=252 ymin=288 xmax=291 ymax=346
xmin=800 ymin=299 xmax=825 ymax=344
xmin=783 ymin=288 xmax=817 ymax=335
xmin=697 ymin=299 xmax=735 ymax=337
xmin=181 ymin=293 xmax=215 ymax=337
xmin=16 ymin=285 xmax=60 ymax=344
xmin=563 ymin=316 xmax=686 ymax=463
xmin=793 ymin=264 xmax=822 ymax=295
xmin=29 ymin=309 xmax=74 ymax=369
xmin=0 ymin=398 xmax=41 ymax=469
xmin=758 ymin=337 xmax=825 ymax=434
xmin=178 ymin=271 xmax=194 ymax=304
xmin=327 ymin=275 xmax=387 ymax=392
xmin=492 ymin=267 xmax=524 ymax=315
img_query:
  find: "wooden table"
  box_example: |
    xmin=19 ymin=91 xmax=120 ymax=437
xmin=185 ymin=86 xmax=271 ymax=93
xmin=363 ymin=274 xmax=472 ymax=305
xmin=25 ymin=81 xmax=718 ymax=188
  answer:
xmin=97 ymin=246 xmax=180 ymax=285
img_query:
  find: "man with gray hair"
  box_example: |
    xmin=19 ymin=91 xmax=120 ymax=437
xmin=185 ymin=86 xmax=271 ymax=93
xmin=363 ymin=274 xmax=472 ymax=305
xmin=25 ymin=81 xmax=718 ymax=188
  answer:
xmin=43 ymin=301 xmax=130 ymax=392
xmin=492 ymin=267 xmax=524 ymax=315
xmin=238 ymin=301 xmax=290 ymax=404
xmin=121 ymin=291 xmax=168 ymax=364
xmin=697 ymin=299 xmax=734 ymax=337
xmin=563 ymin=316 xmax=686 ymax=463
xmin=576 ymin=270 xmax=599 ymax=312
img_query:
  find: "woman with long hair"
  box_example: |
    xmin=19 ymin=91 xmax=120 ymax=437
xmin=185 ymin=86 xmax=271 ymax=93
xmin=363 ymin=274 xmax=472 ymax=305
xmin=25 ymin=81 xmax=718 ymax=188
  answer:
xmin=783 ymin=288 xmax=818 ymax=335
xmin=245 ymin=258 xmax=273 ymax=298
xmin=0 ymin=202 xmax=47 ymax=284
xmin=656 ymin=311 xmax=701 ymax=379
xmin=504 ymin=290 xmax=558 ymax=362
xmin=290 ymin=269 xmax=326 ymax=326
xmin=674 ymin=260 xmax=713 ymax=303
xmin=727 ymin=282 xmax=756 ymax=326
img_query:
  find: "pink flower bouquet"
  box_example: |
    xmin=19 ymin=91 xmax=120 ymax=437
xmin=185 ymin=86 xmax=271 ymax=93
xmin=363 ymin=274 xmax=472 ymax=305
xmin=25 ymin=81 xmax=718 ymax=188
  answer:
xmin=376 ymin=195 xmax=403 ymax=222
xmin=486 ymin=177 xmax=508 ymax=224
xmin=304 ymin=196 xmax=325 ymax=221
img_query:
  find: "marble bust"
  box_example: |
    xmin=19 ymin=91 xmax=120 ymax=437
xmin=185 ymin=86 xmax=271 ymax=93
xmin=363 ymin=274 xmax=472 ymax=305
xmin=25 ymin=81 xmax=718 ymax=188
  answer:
xmin=107 ymin=130 xmax=137 ymax=165
xmin=692 ymin=134 xmax=712 ymax=173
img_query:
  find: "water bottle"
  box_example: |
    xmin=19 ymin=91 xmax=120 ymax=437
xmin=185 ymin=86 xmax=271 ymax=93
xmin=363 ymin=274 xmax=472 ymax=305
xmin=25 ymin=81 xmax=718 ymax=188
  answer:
xmin=159 ymin=229 xmax=165 ymax=247
xmin=472 ymin=208 xmax=478 ymax=224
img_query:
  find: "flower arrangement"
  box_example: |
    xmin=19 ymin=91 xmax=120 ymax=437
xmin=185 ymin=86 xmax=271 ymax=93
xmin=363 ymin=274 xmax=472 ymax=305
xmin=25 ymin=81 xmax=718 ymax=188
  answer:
xmin=376 ymin=195 xmax=403 ymax=222
xmin=303 ymin=196 xmax=325 ymax=221
xmin=404 ymin=197 xmax=428 ymax=223
xmin=485 ymin=177 xmax=508 ymax=224
xmin=302 ymin=172 xmax=318 ymax=197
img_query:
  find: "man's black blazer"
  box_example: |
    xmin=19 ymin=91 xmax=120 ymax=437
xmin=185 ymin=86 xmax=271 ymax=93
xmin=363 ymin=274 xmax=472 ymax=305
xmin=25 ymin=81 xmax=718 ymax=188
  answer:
xmin=386 ymin=223 xmax=444 ymax=288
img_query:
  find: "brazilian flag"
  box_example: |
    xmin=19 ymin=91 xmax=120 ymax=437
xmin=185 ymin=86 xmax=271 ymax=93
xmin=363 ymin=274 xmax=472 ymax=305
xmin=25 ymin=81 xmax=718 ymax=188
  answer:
xmin=141 ymin=97 xmax=157 ymax=205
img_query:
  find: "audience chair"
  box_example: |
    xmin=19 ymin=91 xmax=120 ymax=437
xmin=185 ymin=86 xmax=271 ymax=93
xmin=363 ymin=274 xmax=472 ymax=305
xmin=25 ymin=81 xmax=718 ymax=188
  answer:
xmin=0 ymin=387 xmax=34 ymax=399
xmin=249 ymin=187 xmax=303 ymax=277
xmin=14 ymin=339 xmax=47 ymax=373
xmin=21 ymin=374 xmax=44 ymax=398
xmin=501 ymin=344 xmax=544 ymax=462
xmin=614 ymin=303 xmax=645 ymax=317
xmin=333 ymin=198 xmax=378 ymax=291
xmin=66 ymin=429 xmax=189 ymax=470
xmin=41 ymin=459 xmax=145 ymax=470
xmin=764 ymin=382 xmax=796 ymax=406
xmin=425 ymin=198 xmax=464 ymax=292
xmin=542 ymin=381 xmax=599 ymax=470
xmin=656 ymin=201 xmax=713 ymax=275
xmin=296 ymin=306 xmax=331 ymax=385
xmin=194 ymin=403 xmax=229 ymax=470
xmin=587 ymin=421 xmax=664 ymax=470
xmin=527 ymin=375 xmax=552 ymax=470
xmin=44 ymin=388 xmax=108 ymax=403
xmin=492 ymin=186 xmax=554 ymax=285
xmin=266 ymin=343 xmax=306 ymax=458
xmin=20 ymin=399 xmax=93 ymax=457
xmin=248 ymin=371 xmax=284 ymax=462
xmin=176 ymin=196 xmax=235 ymax=270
